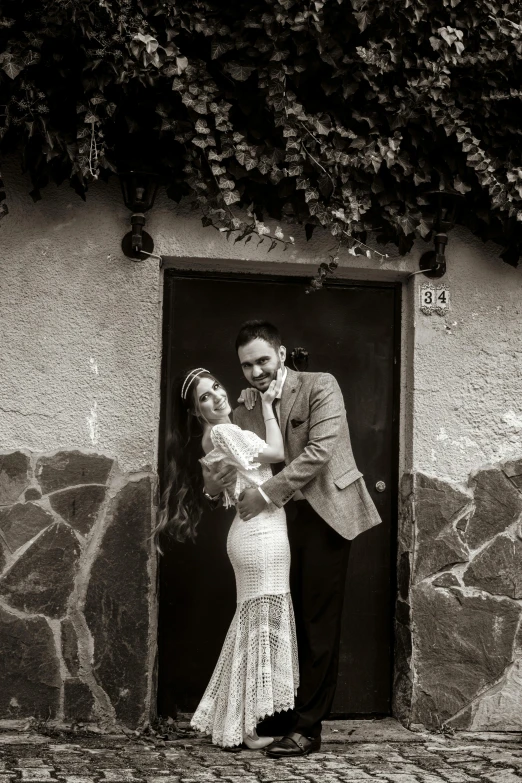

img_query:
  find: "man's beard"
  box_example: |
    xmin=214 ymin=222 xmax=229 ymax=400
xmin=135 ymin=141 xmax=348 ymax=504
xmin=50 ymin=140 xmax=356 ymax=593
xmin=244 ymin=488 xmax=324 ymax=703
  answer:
xmin=251 ymin=370 xmax=276 ymax=390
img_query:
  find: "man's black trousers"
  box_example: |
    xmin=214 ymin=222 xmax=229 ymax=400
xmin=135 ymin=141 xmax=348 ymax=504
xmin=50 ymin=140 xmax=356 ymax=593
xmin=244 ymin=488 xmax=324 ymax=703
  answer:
xmin=286 ymin=499 xmax=352 ymax=738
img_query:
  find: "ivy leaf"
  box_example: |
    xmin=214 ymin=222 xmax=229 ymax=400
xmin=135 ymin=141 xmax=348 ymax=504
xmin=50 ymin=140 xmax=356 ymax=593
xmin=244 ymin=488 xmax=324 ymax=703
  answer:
xmin=211 ymin=41 xmax=234 ymax=59
xmin=454 ymin=176 xmax=471 ymax=194
xmin=353 ymin=10 xmax=371 ymax=32
xmin=288 ymin=164 xmax=303 ymax=176
xmin=418 ymin=219 xmax=431 ymax=238
xmin=176 ymin=56 xmax=188 ymax=74
xmin=224 ymin=62 xmax=254 ymax=81
xmin=305 ymin=189 xmax=319 ymax=203
xmin=2 ymin=60 xmax=22 ymax=79
xmin=397 ymin=214 xmax=417 ymax=236
xmin=223 ymin=189 xmax=241 ymax=205
xmin=313 ymin=117 xmax=331 ymax=135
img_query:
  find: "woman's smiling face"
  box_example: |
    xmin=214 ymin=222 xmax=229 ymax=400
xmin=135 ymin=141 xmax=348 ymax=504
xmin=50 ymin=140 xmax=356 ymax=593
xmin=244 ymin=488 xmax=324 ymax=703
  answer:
xmin=194 ymin=376 xmax=231 ymax=423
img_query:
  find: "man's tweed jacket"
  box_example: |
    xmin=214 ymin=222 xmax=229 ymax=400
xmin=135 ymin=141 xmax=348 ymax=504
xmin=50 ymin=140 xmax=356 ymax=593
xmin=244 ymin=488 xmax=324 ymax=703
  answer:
xmin=232 ymin=367 xmax=381 ymax=541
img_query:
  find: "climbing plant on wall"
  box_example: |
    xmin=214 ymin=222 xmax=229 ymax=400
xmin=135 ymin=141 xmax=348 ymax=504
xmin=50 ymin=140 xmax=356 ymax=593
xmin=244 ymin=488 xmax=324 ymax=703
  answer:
xmin=1 ymin=0 xmax=522 ymax=282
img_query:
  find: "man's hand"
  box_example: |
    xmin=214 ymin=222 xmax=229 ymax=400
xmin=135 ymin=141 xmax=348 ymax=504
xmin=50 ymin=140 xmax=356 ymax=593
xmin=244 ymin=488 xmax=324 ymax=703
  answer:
xmin=237 ymin=488 xmax=267 ymax=521
xmin=237 ymin=387 xmax=258 ymax=411
xmin=204 ymin=460 xmax=236 ymax=495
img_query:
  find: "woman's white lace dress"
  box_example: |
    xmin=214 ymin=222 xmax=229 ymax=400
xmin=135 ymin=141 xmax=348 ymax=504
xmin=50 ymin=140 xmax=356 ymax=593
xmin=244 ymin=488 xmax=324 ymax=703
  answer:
xmin=191 ymin=423 xmax=299 ymax=747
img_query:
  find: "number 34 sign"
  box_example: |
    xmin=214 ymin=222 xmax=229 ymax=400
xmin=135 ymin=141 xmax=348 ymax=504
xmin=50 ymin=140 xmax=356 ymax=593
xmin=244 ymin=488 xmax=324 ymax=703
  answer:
xmin=420 ymin=283 xmax=450 ymax=316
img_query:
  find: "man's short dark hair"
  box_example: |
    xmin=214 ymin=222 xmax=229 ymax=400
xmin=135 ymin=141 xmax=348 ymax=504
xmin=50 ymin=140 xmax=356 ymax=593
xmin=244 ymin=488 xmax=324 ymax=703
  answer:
xmin=235 ymin=320 xmax=282 ymax=352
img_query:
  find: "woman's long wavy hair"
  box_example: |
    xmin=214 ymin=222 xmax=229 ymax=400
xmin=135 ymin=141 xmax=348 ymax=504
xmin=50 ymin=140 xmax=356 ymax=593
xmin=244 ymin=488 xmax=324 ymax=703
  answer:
xmin=154 ymin=369 xmax=221 ymax=551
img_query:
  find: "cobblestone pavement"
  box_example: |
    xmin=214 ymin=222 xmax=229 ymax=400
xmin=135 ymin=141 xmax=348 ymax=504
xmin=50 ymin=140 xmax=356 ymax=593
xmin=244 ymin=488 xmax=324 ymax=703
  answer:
xmin=1 ymin=722 xmax=522 ymax=783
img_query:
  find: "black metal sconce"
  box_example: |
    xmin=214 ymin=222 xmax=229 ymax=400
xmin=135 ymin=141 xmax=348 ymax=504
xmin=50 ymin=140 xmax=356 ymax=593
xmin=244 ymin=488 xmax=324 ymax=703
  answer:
xmin=419 ymin=187 xmax=464 ymax=278
xmin=290 ymin=347 xmax=309 ymax=371
xmin=120 ymin=171 xmax=159 ymax=260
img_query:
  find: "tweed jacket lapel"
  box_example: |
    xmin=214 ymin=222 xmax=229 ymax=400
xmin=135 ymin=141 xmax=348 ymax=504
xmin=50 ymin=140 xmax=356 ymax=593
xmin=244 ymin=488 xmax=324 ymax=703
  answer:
xmin=279 ymin=367 xmax=302 ymax=437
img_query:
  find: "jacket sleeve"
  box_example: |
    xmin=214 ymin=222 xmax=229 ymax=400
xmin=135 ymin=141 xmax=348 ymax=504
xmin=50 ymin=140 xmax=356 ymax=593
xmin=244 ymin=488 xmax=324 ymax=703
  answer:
xmin=260 ymin=373 xmax=344 ymax=508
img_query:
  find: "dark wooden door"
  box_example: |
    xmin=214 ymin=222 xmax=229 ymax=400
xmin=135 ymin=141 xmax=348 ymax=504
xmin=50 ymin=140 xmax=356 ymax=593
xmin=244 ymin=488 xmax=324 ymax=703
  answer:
xmin=157 ymin=272 xmax=400 ymax=718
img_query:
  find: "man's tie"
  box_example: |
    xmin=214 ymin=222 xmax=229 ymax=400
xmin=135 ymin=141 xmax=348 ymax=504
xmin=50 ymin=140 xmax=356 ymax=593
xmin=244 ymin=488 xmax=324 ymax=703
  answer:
xmin=271 ymin=400 xmax=285 ymax=475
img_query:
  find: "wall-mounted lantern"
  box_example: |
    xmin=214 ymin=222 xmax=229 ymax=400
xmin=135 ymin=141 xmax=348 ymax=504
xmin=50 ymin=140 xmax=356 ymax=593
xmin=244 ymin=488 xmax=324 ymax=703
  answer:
xmin=120 ymin=171 xmax=159 ymax=260
xmin=419 ymin=187 xmax=464 ymax=278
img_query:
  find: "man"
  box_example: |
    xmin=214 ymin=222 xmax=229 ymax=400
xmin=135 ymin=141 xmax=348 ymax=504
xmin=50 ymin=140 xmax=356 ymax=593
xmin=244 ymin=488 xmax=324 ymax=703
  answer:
xmin=204 ymin=320 xmax=381 ymax=757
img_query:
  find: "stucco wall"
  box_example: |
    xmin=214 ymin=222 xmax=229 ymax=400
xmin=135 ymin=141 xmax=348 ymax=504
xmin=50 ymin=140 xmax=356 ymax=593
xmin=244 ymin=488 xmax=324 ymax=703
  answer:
xmin=2 ymin=159 xmax=522 ymax=732
xmin=412 ymin=230 xmax=522 ymax=483
xmin=0 ymin=165 xmax=162 ymax=474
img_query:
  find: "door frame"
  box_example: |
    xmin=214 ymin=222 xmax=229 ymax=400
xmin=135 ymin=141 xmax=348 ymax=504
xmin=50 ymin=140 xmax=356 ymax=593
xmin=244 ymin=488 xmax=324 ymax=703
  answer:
xmin=157 ymin=266 xmax=403 ymax=718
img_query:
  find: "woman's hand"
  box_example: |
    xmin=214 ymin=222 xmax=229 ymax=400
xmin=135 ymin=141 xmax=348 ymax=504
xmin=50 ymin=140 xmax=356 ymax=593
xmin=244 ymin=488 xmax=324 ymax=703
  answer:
xmin=260 ymin=368 xmax=284 ymax=405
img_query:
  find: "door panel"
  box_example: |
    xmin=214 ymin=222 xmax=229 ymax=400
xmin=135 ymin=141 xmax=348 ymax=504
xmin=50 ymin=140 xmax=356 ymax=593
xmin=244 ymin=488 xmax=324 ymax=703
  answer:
xmin=157 ymin=273 xmax=399 ymax=717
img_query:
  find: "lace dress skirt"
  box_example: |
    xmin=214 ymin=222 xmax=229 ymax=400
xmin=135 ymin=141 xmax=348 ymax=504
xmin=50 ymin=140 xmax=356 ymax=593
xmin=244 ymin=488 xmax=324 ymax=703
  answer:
xmin=191 ymin=424 xmax=299 ymax=748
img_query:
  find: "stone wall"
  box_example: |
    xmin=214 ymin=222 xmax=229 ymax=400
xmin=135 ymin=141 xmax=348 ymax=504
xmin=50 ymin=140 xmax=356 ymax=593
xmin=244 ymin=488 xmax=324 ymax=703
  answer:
xmin=395 ymin=460 xmax=522 ymax=731
xmin=0 ymin=449 xmax=156 ymax=727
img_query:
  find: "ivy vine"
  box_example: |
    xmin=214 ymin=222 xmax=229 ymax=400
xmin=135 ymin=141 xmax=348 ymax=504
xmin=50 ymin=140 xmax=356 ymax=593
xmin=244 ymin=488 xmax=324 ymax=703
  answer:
xmin=1 ymin=0 xmax=522 ymax=285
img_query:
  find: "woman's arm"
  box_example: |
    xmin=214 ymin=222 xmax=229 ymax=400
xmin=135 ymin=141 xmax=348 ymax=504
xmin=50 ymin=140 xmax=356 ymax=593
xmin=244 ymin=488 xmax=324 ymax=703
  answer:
xmin=255 ymin=371 xmax=285 ymax=464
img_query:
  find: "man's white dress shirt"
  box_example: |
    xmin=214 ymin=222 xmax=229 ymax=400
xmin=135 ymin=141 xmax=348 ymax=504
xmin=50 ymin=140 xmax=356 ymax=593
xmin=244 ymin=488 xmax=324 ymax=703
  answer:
xmin=257 ymin=368 xmax=304 ymax=504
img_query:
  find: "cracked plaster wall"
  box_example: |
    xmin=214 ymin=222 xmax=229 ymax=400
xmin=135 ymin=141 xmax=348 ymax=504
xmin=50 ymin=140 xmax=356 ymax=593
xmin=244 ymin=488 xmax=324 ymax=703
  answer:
xmin=2 ymin=161 xmax=522 ymax=732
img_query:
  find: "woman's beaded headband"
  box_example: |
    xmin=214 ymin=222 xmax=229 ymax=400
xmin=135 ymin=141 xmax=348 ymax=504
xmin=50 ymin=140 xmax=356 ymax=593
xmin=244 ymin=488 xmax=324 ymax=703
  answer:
xmin=181 ymin=368 xmax=210 ymax=400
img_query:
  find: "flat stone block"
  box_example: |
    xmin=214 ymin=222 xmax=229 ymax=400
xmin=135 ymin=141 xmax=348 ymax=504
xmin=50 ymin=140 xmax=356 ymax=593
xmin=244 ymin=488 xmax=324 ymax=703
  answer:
xmin=323 ymin=718 xmax=424 ymax=743
xmin=146 ymin=775 xmax=179 ymax=783
xmin=503 ymin=459 xmax=522 ymax=484
xmin=0 ymin=734 xmax=48 ymax=745
xmin=433 ymin=771 xmax=478 ymax=783
xmin=411 ymin=585 xmax=520 ymax=728
xmin=64 ymin=679 xmax=95 ymax=722
xmin=463 ymin=535 xmax=522 ymax=599
xmin=24 ymin=488 xmax=42 ymax=502
xmin=483 ymin=773 xmax=522 ymax=783
xmin=0 ymin=523 xmax=80 ymax=618
xmin=62 ymin=778 xmax=96 ymax=783
xmin=413 ymin=474 xmax=470 ymax=582
xmin=50 ymin=485 xmax=106 ymax=535
xmin=0 ymin=502 xmax=54 ymax=552
xmin=19 ymin=771 xmax=54 ymax=781
xmin=100 ymin=771 xmax=141 ymax=782
xmin=37 ymin=452 xmax=113 ymax=495
xmin=467 ymin=469 xmax=522 ymax=550
xmin=0 ymin=452 xmax=30 ymax=505
xmin=433 ymin=572 xmax=460 ymax=588
xmin=0 ymin=606 xmax=60 ymax=718
xmin=85 ymin=478 xmax=153 ymax=727
xmin=53 ymin=768 xmax=91 ymax=776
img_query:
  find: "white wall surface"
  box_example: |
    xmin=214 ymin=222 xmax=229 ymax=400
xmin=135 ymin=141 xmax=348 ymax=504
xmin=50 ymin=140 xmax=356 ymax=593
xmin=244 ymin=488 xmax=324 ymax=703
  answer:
xmin=1 ymin=158 xmax=521 ymax=485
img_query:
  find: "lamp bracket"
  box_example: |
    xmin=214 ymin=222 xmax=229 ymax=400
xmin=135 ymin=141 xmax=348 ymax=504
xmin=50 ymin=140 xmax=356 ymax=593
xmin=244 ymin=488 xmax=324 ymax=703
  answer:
xmin=121 ymin=230 xmax=154 ymax=261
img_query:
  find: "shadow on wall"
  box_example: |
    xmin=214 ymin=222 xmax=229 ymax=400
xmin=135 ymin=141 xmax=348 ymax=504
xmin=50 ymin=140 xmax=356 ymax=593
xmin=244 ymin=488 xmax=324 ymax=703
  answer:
xmin=396 ymin=458 xmax=522 ymax=732
xmin=0 ymin=450 xmax=156 ymax=727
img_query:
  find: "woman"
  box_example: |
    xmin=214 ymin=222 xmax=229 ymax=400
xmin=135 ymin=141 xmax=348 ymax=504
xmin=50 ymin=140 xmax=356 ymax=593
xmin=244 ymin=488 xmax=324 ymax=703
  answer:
xmin=155 ymin=367 xmax=298 ymax=750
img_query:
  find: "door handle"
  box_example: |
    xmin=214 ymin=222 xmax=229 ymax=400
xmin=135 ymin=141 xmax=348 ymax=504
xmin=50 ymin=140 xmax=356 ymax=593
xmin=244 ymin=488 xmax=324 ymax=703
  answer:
xmin=375 ymin=481 xmax=386 ymax=493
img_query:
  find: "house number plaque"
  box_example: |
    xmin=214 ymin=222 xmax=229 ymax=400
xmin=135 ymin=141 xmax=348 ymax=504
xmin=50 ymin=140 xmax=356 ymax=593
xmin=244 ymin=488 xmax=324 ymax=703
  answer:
xmin=420 ymin=283 xmax=450 ymax=316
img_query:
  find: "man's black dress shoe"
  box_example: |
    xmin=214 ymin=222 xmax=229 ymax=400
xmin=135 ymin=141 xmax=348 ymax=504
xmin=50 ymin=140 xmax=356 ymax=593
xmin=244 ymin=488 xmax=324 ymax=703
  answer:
xmin=265 ymin=731 xmax=321 ymax=758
